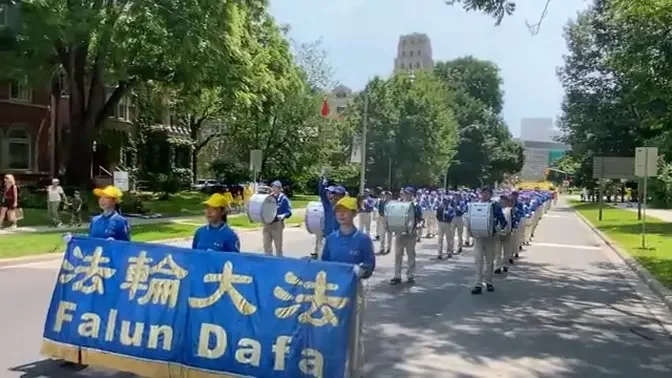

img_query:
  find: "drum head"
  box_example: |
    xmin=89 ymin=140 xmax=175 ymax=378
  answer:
xmin=261 ymin=196 xmax=278 ymax=224
xmin=304 ymin=202 xmax=324 ymax=235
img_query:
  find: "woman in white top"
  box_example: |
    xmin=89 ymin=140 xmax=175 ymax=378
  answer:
xmin=46 ymin=178 xmax=66 ymax=227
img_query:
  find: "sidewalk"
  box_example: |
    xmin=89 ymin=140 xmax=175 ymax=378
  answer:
xmin=0 ymin=208 xmax=306 ymax=236
xmin=610 ymin=202 xmax=672 ymax=222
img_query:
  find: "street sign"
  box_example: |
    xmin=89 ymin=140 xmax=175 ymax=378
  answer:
xmin=592 ymin=157 xmax=635 ymax=179
xmin=635 ymin=147 xmax=658 ymax=177
xmin=113 ymin=171 xmax=129 ymax=191
xmin=249 ymin=149 xmax=263 ymax=172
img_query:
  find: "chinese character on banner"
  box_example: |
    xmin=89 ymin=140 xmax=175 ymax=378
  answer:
xmin=274 ymin=270 xmax=350 ymax=327
xmin=188 ymin=261 xmax=257 ymax=315
xmin=120 ymin=251 xmax=188 ymax=308
xmin=59 ymin=246 xmax=117 ymax=295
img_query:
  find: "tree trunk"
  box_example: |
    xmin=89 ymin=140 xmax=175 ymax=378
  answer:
xmin=65 ymin=119 xmax=95 ymax=187
xmin=191 ymin=149 xmax=198 ymax=182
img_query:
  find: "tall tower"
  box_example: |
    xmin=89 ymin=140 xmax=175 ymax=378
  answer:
xmin=394 ymin=33 xmax=434 ymax=74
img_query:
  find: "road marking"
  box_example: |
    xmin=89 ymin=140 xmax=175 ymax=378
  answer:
xmin=533 ymin=242 xmax=601 ymax=250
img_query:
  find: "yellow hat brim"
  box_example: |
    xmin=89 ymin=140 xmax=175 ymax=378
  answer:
xmin=93 ymin=188 xmax=122 ymax=200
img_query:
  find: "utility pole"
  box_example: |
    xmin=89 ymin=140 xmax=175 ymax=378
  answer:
xmin=358 ymin=93 xmax=368 ymax=196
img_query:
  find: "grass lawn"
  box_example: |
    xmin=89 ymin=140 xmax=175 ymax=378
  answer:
xmin=14 ymin=193 xmax=318 ymax=227
xmin=0 ymin=211 xmax=306 ymax=259
xmin=571 ymin=200 xmax=672 ymax=289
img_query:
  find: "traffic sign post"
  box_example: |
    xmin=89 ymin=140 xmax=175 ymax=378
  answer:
xmin=250 ymin=149 xmax=263 ymax=183
xmin=635 ymin=147 xmax=658 ymax=249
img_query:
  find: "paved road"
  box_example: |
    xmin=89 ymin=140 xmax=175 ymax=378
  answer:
xmin=3 ymin=199 xmax=672 ymax=377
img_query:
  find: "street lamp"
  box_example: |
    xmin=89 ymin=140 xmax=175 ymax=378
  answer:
xmin=358 ymin=91 xmax=369 ymax=196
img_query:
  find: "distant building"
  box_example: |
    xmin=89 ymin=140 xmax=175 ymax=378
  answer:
xmin=393 ymin=33 xmax=433 ymax=74
xmin=520 ymin=118 xmax=560 ymax=143
xmin=518 ymin=140 xmax=570 ymax=181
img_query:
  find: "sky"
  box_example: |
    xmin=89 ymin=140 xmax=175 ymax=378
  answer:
xmin=269 ymin=0 xmax=590 ymax=137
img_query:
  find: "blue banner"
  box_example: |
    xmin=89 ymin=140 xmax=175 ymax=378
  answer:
xmin=42 ymin=236 xmax=359 ymax=378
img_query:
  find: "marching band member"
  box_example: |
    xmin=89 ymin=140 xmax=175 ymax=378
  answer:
xmin=192 ymin=193 xmax=240 ymax=252
xmin=510 ymin=191 xmax=525 ymax=259
xmin=453 ymin=192 xmax=468 ymax=253
xmin=494 ymin=194 xmax=513 ymax=273
xmin=390 ymin=187 xmax=423 ymax=285
xmin=470 ymin=187 xmax=507 ymax=295
xmin=318 ymin=176 xmax=346 ymax=235
xmin=435 ymin=194 xmax=455 ymax=259
xmin=263 ymin=180 xmax=292 ymax=257
xmin=358 ymin=189 xmax=375 ymax=236
xmin=421 ymin=191 xmax=438 ymax=238
xmin=321 ymin=196 xmax=376 ymax=279
xmin=375 ymin=191 xmax=392 ymax=255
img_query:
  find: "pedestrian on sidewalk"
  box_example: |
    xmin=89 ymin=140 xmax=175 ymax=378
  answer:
xmin=0 ymin=174 xmax=19 ymax=229
xmin=46 ymin=178 xmax=67 ymax=227
xmin=69 ymin=191 xmax=83 ymax=227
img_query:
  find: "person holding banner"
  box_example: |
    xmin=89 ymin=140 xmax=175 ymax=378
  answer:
xmin=263 ymin=180 xmax=292 ymax=257
xmin=192 ymin=193 xmax=240 ymax=252
xmin=60 ymin=185 xmax=129 ymax=369
xmin=321 ymin=196 xmax=376 ymax=278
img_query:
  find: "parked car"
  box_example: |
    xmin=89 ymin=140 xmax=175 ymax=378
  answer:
xmin=193 ymin=179 xmax=217 ymax=191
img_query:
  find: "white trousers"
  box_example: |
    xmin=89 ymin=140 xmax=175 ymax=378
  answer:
xmin=394 ymin=234 xmax=417 ymax=279
xmin=453 ymin=216 xmax=465 ymax=248
xmin=437 ymin=221 xmax=454 ymax=254
xmin=358 ymin=212 xmax=372 ymax=235
xmin=376 ymin=216 xmax=392 ymax=251
xmin=423 ymin=210 xmax=436 ymax=235
xmin=474 ymin=237 xmax=496 ymax=286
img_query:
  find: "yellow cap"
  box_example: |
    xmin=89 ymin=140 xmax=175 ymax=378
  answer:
xmin=203 ymin=193 xmax=231 ymax=208
xmin=335 ymin=196 xmax=358 ymax=211
xmin=93 ymin=186 xmax=123 ymax=201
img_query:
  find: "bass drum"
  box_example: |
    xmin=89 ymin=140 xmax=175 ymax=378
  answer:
xmin=304 ymin=201 xmax=324 ymax=235
xmin=385 ymin=201 xmax=415 ymax=234
xmin=247 ymin=194 xmax=277 ymax=224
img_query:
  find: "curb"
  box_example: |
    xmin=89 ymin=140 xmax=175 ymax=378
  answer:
xmin=0 ymin=223 xmax=305 ymax=268
xmin=573 ymin=209 xmax=672 ymax=313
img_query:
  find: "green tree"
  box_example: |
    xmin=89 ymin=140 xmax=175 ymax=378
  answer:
xmin=434 ymin=57 xmax=523 ymax=187
xmin=0 ymin=0 xmax=257 ymax=185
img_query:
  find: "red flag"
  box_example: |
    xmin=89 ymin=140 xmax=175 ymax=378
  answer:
xmin=320 ymin=98 xmax=330 ymax=117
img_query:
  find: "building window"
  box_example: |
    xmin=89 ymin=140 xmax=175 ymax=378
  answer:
xmin=335 ymin=91 xmax=346 ymax=99
xmin=401 ymin=63 xmax=405 ymax=69
xmin=0 ymin=4 xmax=8 ymax=27
xmin=336 ymin=106 xmax=347 ymax=114
xmin=410 ymin=50 xmax=414 ymax=57
xmin=9 ymin=80 xmax=32 ymax=103
xmin=418 ymin=50 xmax=421 ymax=56
xmin=2 ymin=125 xmax=32 ymax=171
xmin=174 ymin=146 xmax=191 ymax=168
xmin=416 ymin=62 xmax=421 ymax=69
xmin=112 ymin=96 xmax=132 ymax=121
xmin=402 ymin=51 xmax=405 ymax=56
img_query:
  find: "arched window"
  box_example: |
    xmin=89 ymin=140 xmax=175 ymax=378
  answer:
xmin=3 ymin=125 xmax=32 ymax=170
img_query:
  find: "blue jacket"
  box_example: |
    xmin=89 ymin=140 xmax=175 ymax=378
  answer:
xmin=322 ymin=228 xmax=376 ymax=279
xmin=318 ymin=179 xmax=339 ymax=235
xmin=436 ymin=199 xmax=455 ymax=223
xmin=89 ymin=212 xmax=130 ymax=241
xmin=273 ymin=193 xmax=292 ymax=220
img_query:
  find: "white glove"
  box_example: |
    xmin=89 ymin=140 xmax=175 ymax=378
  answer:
xmin=106 ymin=237 xmax=115 ymax=241
xmin=63 ymin=233 xmax=73 ymax=244
xmin=352 ymin=264 xmax=363 ymax=277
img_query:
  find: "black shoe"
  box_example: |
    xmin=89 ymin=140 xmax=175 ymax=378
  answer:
xmin=514 ymin=253 xmax=519 ymax=258
xmin=458 ymin=248 xmax=463 ymax=253
xmin=486 ymin=283 xmax=495 ymax=292
xmin=471 ymin=286 xmax=483 ymax=295
xmin=509 ymin=258 xmax=514 ymax=264
xmin=310 ymin=253 xmax=318 ymax=259
xmin=494 ymin=268 xmax=502 ymax=274
xmin=406 ymin=277 xmax=415 ymax=284
xmin=447 ymin=253 xmax=453 ymax=258
xmin=375 ymin=235 xmax=380 ymax=240
xmin=437 ymin=254 xmax=444 ymax=260
xmin=377 ymin=250 xmax=384 ymax=255
xmin=383 ymin=249 xmax=391 ymax=255
xmin=390 ymin=278 xmax=402 ymax=285
xmin=503 ymin=266 xmax=508 ymax=272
